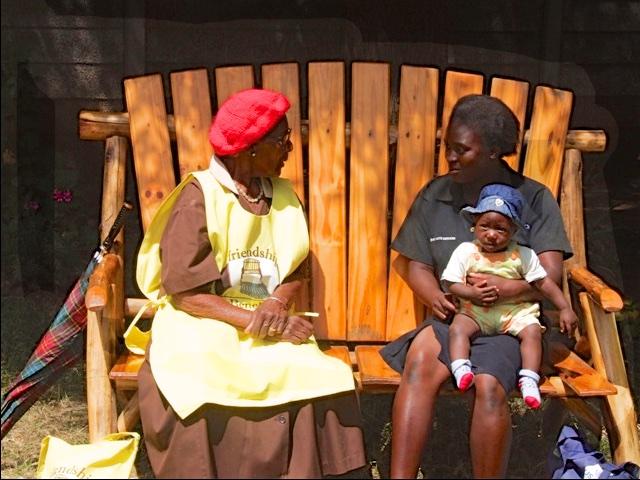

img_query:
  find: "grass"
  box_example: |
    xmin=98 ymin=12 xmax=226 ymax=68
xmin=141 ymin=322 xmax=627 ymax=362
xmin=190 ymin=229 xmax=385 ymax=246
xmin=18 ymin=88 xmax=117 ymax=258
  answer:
xmin=1 ymin=364 xmax=88 ymax=478
xmin=2 ymin=360 xmax=637 ymax=479
xmin=0 ymin=362 xmax=153 ymax=479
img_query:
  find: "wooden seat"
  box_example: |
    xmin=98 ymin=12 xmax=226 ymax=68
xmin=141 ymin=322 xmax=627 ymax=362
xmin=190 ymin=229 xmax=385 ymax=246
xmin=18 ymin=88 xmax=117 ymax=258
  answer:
xmin=80 ymin=61 xmax=640 ymax=465
xmin=108 ymin=339 xmax=618 ymax=398
xmin=108 ymin=352 xmax=144 ymax=391
xmin=355 ymin=343 xmax=617 ymax=397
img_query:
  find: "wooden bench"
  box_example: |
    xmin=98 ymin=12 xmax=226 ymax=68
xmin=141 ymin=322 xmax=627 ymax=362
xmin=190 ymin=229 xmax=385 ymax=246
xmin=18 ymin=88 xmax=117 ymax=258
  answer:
xmin=79 ymin=62 xmax=640 ymax=465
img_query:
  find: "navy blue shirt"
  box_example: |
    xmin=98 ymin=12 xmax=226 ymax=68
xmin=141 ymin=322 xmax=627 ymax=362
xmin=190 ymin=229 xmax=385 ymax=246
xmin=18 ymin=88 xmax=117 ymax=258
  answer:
xmin=392 ymin=165 xmax=573 ymax=281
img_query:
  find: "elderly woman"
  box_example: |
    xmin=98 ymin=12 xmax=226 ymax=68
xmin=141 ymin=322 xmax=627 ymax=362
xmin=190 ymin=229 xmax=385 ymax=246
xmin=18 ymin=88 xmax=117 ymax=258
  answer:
xmin=380 ymin=95 xmax=573 ymax=478
xmin=134 ymin=89 xmax=366 ymax=478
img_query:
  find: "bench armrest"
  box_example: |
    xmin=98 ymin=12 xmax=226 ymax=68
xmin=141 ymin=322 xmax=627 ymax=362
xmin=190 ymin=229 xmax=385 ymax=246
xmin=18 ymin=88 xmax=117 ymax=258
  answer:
xmin=85 ymin=253 xmax=121 ymax=312
xmin=568 ymin=266 xmax=623 ymax=313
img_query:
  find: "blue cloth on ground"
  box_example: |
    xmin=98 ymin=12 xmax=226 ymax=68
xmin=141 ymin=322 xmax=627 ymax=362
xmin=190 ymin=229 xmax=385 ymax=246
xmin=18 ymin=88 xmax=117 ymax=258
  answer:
xmin=548 ymin=424 xmax=639 ymax=479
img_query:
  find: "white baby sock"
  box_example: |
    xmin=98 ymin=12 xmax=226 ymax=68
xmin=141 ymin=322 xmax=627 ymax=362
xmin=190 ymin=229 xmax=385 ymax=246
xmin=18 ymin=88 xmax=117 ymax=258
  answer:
xmin=519 ymin=369 xmax=541 ymax=409
xmin=451 ymin=359 xmax=474 ymax=391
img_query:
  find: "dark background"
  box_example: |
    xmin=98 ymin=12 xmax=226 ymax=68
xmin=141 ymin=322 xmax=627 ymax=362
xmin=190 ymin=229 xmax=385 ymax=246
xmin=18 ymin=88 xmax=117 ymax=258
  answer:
xmin=1 ymin=1 xmax=638 ymax=477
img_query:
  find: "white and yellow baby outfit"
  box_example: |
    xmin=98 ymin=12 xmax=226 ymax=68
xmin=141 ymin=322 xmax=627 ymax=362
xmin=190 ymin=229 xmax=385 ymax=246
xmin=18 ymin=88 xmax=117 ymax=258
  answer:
xmin=441 ymin=240 xmax=548 ymax=336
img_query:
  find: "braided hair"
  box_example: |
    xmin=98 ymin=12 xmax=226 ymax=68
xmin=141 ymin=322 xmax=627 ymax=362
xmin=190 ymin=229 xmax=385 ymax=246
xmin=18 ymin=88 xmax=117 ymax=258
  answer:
xmin=449 ymin=95 xmax=520 ymax=157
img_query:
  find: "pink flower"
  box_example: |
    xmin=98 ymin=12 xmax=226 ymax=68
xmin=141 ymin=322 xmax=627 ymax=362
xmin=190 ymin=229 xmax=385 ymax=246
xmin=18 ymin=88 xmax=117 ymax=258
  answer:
xmin=24 ymin=200 xmax=41 ymax=211
xmin=53 ymin=188 xmax=73 ymax=203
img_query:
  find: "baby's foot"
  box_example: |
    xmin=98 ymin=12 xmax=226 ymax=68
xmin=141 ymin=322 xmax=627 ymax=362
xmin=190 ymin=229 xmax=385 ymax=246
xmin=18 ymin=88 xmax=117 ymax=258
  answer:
xmin=519 ymin=369 xmax=541 ymax=409
xmin=451 ymin=359 xmax=474 ymax=391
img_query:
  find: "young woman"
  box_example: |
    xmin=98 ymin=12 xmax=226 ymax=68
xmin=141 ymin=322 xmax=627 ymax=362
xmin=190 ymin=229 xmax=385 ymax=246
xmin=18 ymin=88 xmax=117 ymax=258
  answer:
xmin=380 ymin=94 xmax=573 ymax=478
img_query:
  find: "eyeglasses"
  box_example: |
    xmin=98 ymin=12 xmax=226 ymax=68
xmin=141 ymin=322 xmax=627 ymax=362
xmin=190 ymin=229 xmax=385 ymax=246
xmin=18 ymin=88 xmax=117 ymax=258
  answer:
xmin=265 ymin=128 xmax=292 ymax=150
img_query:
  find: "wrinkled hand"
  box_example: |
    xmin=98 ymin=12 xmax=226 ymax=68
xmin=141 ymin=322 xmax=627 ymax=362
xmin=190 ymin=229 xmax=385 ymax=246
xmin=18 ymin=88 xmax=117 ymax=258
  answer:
xmin=468 ymin=280 xmax=499 ymax=306
xmin=559 ymin=308 xmax=578 ymax=337
xmin=244 ymin=297 xmax=288 ymax=339
xmin=277 ymin=315 xmax=314 ymax=344
xmin=430 ymin=291 xmax=457 ymax=321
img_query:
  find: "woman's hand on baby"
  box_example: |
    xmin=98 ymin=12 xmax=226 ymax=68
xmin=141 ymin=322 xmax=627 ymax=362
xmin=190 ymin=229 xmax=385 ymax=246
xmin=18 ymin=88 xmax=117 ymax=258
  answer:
xmin=430 ymin=291 xmax=457 ymax=320
xmin=469 ymin=280 xmax=499 ymax=306
xmin=467 ymin=273 xmax=516 ymax=298
xmin=559 ymin=308 xmax=578 ymax=337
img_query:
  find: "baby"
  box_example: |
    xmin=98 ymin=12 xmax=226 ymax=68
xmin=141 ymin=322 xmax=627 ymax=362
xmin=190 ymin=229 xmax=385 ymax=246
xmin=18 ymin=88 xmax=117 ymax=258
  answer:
xmin=440 ymin=183 xmax=578 ymax=408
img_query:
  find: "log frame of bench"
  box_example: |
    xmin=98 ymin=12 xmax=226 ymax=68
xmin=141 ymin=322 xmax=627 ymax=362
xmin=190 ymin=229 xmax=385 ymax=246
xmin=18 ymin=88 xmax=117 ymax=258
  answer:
xmin=80 ymin=64 xmax=639 ymax=466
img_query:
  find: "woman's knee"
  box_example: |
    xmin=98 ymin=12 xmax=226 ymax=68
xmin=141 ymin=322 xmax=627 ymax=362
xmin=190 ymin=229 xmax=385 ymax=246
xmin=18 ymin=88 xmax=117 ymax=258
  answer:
xmin=403 ymin=328 xmax=448 ymax=385
xmin=474 ymin=375 xmax=508 ymax=412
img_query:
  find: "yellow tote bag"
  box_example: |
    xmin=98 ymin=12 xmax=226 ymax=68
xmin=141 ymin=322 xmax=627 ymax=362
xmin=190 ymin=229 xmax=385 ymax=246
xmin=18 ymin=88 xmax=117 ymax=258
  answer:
xmin=36 ymin=432 xmax=140 ymax=479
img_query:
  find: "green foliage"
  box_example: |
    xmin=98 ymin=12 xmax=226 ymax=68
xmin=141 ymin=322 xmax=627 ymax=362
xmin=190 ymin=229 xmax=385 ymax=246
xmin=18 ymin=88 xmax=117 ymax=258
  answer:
xmin=617 ymin=299 xmax=640 ymax=322
xmin=509 ymin=396 xmax=550 ymax=417
xmin=379 ymin=421 xmax=392 ymax=452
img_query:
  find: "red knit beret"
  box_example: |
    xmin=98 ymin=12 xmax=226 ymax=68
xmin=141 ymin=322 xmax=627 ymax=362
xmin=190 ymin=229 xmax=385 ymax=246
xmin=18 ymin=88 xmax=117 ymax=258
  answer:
xmin=208 ymin=88 xmax=291 ymax=156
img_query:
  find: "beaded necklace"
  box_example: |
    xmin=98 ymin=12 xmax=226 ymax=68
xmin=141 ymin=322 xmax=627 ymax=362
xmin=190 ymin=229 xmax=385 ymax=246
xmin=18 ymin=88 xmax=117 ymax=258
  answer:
xmin=234 ymin=178 xmax=264 ymax=204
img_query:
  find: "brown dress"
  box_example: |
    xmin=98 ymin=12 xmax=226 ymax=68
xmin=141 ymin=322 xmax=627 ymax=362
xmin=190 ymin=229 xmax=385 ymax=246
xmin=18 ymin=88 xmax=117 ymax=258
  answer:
xmin=138 ymin=180 xmax=366 ymax=478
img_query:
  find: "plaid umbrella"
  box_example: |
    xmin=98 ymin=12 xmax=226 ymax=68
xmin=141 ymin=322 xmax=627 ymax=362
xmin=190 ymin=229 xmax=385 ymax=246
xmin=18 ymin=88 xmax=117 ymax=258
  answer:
xmin=1 ymin=202 xmax=133 ymax=438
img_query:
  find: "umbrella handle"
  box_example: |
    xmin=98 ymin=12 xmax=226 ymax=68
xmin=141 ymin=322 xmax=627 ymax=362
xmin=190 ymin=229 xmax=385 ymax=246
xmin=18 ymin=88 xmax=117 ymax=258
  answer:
xmin=100 ymin=201 xmax=134 ymax=253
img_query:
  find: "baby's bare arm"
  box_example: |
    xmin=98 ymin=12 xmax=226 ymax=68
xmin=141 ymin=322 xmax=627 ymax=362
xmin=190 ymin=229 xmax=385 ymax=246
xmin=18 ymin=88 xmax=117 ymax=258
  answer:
xmin=534 ymin=276 xmax=578 ymax=335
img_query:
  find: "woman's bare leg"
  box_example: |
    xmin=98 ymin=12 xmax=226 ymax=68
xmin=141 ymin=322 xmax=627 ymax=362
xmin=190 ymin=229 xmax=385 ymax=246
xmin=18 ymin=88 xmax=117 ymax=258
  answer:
xmin=470 ymin=374 xmax=512 ymax=478
xmin=390 ymin=326 xmax=450 ymax=478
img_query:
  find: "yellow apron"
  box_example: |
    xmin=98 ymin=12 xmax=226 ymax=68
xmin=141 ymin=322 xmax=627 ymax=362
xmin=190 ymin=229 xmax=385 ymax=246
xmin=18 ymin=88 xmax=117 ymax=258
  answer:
xmin=135 ymin=170 xmax=355 ymax=419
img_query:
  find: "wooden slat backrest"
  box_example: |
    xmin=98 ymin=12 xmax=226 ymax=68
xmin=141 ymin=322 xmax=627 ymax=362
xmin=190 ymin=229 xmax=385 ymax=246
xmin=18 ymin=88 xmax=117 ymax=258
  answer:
xmin=262 ymin=63 xmax=305 ymax=203
xmin=124 ymin=65 xmax=576 ymax=344
xmin=489 ymin=77 xmax=529 ymax=171
xmin=124 ymin=74 xmax=176 ymax=232
xmin=261 ymin=63 xmax=309 ymax=312
xmin=308 ymin=62 xmax=347 ymax=339
xmin=170 ymin=69 xmax=213 ymax=179
xmin=214 ymin=66 xmax=254 ymax=107
xmin=437 ymin=71 xmax=484 ymax=175
xmin=385 ymin=65 xmax=439 ymax=340
xmin=523 ymin=86 xmax=574 ymax=197
xmin=347 ymin=62 xmax=390 ymax=341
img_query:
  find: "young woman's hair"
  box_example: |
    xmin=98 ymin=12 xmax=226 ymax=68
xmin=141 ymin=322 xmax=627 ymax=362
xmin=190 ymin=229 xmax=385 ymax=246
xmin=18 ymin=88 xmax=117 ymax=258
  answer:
xmin=449 ymin=94 xmax=521 ymax=156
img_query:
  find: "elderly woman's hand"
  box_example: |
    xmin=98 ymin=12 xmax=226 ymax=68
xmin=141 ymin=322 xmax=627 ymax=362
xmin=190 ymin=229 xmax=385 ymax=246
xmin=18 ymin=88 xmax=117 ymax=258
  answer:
xmin=244 ymin=297 xmax=289 ymax=339
xmin=278 ymin=315 xmax=314 ymax=344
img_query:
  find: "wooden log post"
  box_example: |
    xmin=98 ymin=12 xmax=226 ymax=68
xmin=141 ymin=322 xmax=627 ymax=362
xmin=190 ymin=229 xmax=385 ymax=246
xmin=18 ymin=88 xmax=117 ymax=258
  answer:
xmin=85 ymin=136 xmax=127 ymax=442
xmin=78 ymin=111 xmax=608 ymax=153
xmin=561 ymin=149 xmax=587 ymax=270
xmin=117 ymin=391 xmax=141 ymax=433
xmin=560 ymin=148 xmax=589 ymax=350
xmin=579 ymin=292 xmax=640 ymax=464
xmin=86 ymin=255 xmax=121 ymax=442
xmin=101 ymin=136 xmax=127 ymax=333
xmin=559 ymin=397 xmax=604 ymax=438
xmin=570 ymin=267 xmax=624 ymax=313
xmin=86 ymin=308 xmax=117 ymax=442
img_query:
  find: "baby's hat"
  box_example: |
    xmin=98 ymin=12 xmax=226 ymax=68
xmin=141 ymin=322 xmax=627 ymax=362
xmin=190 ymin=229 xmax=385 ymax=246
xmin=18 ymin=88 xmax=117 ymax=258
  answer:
xmin=461 ymin=183 xmax=526 ymax=228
